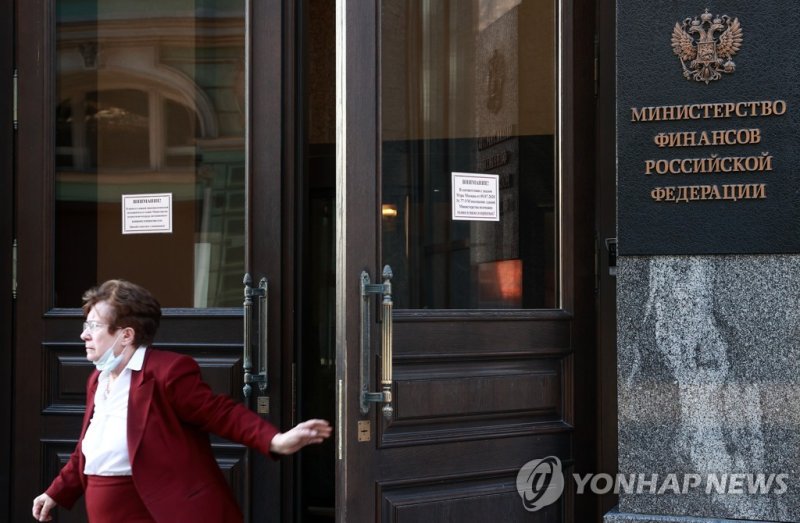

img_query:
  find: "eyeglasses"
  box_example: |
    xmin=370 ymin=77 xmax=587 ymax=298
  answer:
xmin=82 ymin=321 xmax=108 ymax=333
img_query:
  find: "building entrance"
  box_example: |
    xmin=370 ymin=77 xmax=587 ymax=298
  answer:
xmin=6 ymin=0 xmax=615 ymax=521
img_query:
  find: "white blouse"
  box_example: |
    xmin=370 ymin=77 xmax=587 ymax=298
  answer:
xmin=82 ymin=347 xmax=146 ymax=476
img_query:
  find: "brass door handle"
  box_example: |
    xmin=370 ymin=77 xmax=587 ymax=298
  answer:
xmin=243 ymin=273 xmax=268 ymax=398
xmin=360 ymin=265 xmax=393 ymax=419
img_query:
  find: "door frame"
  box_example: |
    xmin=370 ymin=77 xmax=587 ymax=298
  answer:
xmin=595 ymin=0 xmax=619 ymax=515
xmin=240 ymin=0 xmax=305 ymax=519
xmin=13 ymin=1 xmax=54 ymax=519
xmin=334 ymin=1 xmax=380 ymax=520
xmin=1 ymin=0 xmax=14 ymax=517
xmin=250 ymin=0 xmax=292 ymax=516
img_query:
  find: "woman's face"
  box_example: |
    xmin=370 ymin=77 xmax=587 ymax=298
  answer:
xmin=81 ymin=301 xmax=121 ymax=362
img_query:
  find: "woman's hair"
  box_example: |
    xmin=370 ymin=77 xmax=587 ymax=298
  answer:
xmin=82 ymin=280 xmax=162 ymax=346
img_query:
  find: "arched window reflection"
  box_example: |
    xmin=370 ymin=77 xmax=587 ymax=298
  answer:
xmin=54 ymin=2 xmax=245 ymax=308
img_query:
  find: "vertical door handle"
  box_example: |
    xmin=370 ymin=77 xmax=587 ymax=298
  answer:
xmin=360 ymin=265 xmax=393 ymax=419
xmin=243 ymin=273 xmax=268 ymax=398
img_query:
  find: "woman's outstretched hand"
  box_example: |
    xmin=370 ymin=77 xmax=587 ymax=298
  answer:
xmin=270 ymin=419 xmax=332 ymax=455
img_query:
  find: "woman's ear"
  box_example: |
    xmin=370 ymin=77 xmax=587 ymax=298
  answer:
xmin=122 ymin=327 xmax=136 ymax=347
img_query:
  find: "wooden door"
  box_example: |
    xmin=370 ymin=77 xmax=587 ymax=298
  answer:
xmin=336 ymin=0 xmax=598 ymax=521
xmin=12 ymin=1 xmax=287 ymax=521
xmin=0 ymin=0 xmax=12 ymax=517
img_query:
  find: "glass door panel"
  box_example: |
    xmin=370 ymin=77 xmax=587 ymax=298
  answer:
xmin=54 ymin=0 xmax=246 ymax=307
xmin=381 ymin=0 xmax=557 ymax=309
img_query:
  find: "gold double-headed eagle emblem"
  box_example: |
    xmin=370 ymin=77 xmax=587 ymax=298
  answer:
xmin=672 ymin=8 xmax=743 ymax=84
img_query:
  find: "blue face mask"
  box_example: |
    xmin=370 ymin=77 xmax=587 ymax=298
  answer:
xmin=93 ymin=333 xmax=125 ymax=375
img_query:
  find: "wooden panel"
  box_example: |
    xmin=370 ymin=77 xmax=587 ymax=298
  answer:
xmin=192 ymin=352 xmax=244 ymax=399
xmin=43 ymin=440 xmax=88 ymax=523
xmin=43 ymin=344 xmax=94 ymax=415
xmin=42 ymin=440 xmax=247 ymax=522
xmin=43 ymin=311 xmax=244 ymax=344
xmin=382 ymin=318 xmax=571 ymax=446
xmin=379 ymin=472 xmax=563 ymax=523
xmin=395 ymin=371 xmax=559 ymax=419
xmin=375 ymin=434 xmax=572 ymax=480
xmin=41 ymin=343 xmax=243 ymax=415
xmin=394 ymin=313 xmax=572 ymax=358
xmin=207 ymin=443 xmax=249 ymax=509
xmin=382 ymin=358 xmax=567 ymax=445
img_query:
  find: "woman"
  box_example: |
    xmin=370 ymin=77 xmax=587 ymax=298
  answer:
xmin=32 ymin=279 xmax=331 ymax=522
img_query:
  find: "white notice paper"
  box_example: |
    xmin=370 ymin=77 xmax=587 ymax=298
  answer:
xmin=122 ymin=193 xmax=173 ymax=234
xmin=451 ymin=172 xmax=499 ymax=221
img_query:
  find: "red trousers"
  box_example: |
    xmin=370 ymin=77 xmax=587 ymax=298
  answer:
xmin=85 ymin=475 xmax=155 ymax=523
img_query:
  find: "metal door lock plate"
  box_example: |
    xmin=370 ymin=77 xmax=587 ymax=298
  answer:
xmin=357 ymin=420 xmax=371 ymax=442
xmin=257 ymin=396 xmax=270 ymax=414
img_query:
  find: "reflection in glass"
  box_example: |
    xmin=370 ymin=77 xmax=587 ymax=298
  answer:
xmin=382 ymin=0 xmax=557 ymax=309
xmin=55 ymin=1 xmax=246 ymax=308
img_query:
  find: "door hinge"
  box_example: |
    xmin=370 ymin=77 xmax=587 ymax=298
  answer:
xmin=12 ymin=238 xmax=17 ymax=300
xmin=12 ymin=69 xmax=18 ymax=130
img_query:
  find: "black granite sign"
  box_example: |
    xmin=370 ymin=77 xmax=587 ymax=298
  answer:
xmin=617 ymin=1 xmax=800 ymax=255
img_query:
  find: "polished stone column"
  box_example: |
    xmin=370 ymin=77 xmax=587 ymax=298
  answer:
xmin=607 ymin=255 xmax=800 ymax=522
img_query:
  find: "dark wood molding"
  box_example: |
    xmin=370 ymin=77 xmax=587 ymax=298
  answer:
xmin=14 ymin=0 xmax=54 ymax=519
xmin=0 ymin=0 xmax=13 ymax=516
xmin=44 ymin=307 xmax=245 ymax=318
xmin=569 ymin=0 xmax=608 ymax=520
xmin=280 ymin=0 xmax=299 ymax=520
xmin=595 ymin=0 xmax=619 ymax=515
xmin=335 ymin=0 xmax=381 ymax=521
xmin=393 ymin=309 xmax=574 ymax=322
xmin=249 ymin=0 xmax=287 ymax=520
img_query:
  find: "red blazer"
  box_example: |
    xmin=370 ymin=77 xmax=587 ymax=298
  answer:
xmin=46 ymin=348 xmax=279 ymax=523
